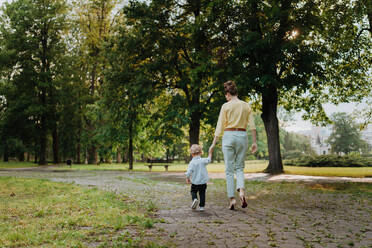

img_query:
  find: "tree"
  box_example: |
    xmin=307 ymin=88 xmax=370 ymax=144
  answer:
xmin=283 ymin=0 xmax=371 ymax=124
xmin=124 ymin=0 xmax=226 ymax=146
xmin=144 ymin=93 xmax=188 ymax=161
xmin=212 ymin=0 xmax=324 ymax=173
xmin=327 ymin=112 xmax=369 ymax=155
xmin=0 ymin=0 xmax=68 ymax=164
xmin=103 ymin=21 xmax=155 ymax=169
xmin=211 ymin=0 xmax=370 ymax=173
xmin=75 ymin=0 xmax=118 ymax=164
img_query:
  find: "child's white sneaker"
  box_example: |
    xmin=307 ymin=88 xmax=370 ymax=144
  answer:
xmin=191 ymin=199 xmax=198 ymax=209
xmin=199 ymin=207 xmax=204 ymax=211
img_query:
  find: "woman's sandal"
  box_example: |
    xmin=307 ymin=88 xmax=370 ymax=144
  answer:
xmin=240 ymin=194 xmax=247 ymax=208
xmin=229 ymin=199 xmax=236 ymax=210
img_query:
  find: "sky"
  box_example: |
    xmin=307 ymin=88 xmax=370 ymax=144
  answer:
xmin=285 ymin=102 xmax=369 ymax=132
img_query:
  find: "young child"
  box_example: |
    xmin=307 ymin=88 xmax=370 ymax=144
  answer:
xmin=185 ymin=144 xmax=213 ymax=211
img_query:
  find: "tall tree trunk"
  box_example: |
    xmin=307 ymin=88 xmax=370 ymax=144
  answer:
xmin=34 ymin=139 xmax=38 ymax=164
xmin=166 ymin=149 xmax=170 ymax=161
xmin=116 ymin=148 xmax=122 ymax=163
xmin=188 ymin=94 xmax=201 ymax=145
xmin=87 ymin=59 xmax=98 ymax=164
xmin=76 ymin=142 xmax=81 ymax=164
xmin=128 ymin=118 xmax=133 ymax=170
xmin=39 ymin=20 xmax=49 ymax=166
xmin=261 ymin=85 xmax=283 ymax=174
xmin=87 ymin=119 xmax=97 ymax=164
xmin=75 ymin=122 xmax=82 ymax=164
xmin=52 ymin=127 xmax=59 ymax=164
xmin=39 ymin=128 xmax=47 ymax=165
xmin=3 ymin=139 xmax=8 ymax=162
xmin=19 ymin=152 xmax=25 ymax=162
xmin=87 ymin=145 xmax=97 ymax=164
xmin=189 ymin=111 xmax=200 ymax=145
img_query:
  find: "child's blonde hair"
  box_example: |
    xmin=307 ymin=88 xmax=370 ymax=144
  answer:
xmin=190 ymin=144 xmax=202 ymax=155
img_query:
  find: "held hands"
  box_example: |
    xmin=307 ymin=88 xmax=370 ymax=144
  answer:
xmin=186 ymin=178 xmax=191 ymax=184
xmin=208 ymin=145 xmax=214 ymax=154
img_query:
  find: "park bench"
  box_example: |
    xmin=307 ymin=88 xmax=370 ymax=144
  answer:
xmin=146 ymin=159 xmax=173 ymax=172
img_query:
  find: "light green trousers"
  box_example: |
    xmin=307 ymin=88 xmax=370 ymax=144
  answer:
xmin=222 ymin=131 xmax=248 ymax=198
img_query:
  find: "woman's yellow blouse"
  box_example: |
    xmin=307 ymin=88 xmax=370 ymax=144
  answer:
xmin=214 ymin=99 xmax=256 ymax=137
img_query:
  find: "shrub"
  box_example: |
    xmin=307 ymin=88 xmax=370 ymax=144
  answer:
xmin=246 ymin=155 xmax=256 ymax=160
xmin=284 ymin=154 xmax=372 ymax=167
xmin=282 ymin=150 xmax=305 ymax=160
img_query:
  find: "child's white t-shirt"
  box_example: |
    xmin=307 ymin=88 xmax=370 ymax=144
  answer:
xmin=185 ymin=156 xmax=210 ymax=185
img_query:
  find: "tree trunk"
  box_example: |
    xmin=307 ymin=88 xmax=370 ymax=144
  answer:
xmin=87 ymin=120 xmax=97 ymax=164
xmin=34 ymin=140 xmax=38 ymax=163
xmin=123 ymin=148 xmax=128 ymax=163
xmin=128 ymin=118 xmax=133 ymax=170
xmin=116 ymin=148 xmax=122 ymax=163
xmin=39 ymin=125 xmax=47 ymax=165
xmin=166 ymin=149 xmax=170 ymax=161
xmin=76 ymin=141 xmax=81 ymax=164
xmin=39 ymin=21 xmax=49 ymax=166
xmin=19 ymin=152 xmax=25 ymax=162
xmin=52 ymin=128 xmax=59 ymax=164
xmin=3 ymin=140 xmax=8 ymax=162
xmin=188 ymin=98 xmax=201 ymax=145
xmin=87 ymin=145 xmax=97 ymax=164
xmin=76 ymin=126 xmax=81 ymax=164
xmin=188 ymin=110 xmax=200 ymax=164
xmin=261 ymin=85 xmax=283 ymax=174
xmin=87 ymin=58 xmax=98 ymax=164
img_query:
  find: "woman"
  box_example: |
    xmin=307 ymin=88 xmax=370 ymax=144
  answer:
xmin=210 ymin=80 xmax=257 ymax=210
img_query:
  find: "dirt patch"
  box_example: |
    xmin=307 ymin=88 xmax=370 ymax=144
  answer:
xmin=0 ymin=170 xmax=371 ymax=247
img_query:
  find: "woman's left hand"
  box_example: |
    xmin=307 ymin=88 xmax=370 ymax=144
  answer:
xmin=251 ymin=143 xmax=257 ymax=154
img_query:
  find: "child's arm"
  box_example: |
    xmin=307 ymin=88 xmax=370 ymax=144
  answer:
xmin=185 ymin=163 xmax=193 ymax=183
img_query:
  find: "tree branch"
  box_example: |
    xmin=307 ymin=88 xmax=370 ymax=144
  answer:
xmin=180 ymin=47 xmax=194 ymax=67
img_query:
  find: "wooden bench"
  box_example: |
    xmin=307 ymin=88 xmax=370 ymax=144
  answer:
xmin=146 ymin=159 xmax=173 ymax=172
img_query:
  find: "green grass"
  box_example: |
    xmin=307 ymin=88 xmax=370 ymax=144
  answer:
xmin=211 ymin=178 xmax=372 ymax=196
xmin=283 ymin=166 xmax=372 ymax=178
xmin=54 ymin=161 xmax=372 ymax=177
xmin=0 ymin=161 xmax=51 ymax=169
xmin=55 ymin=160 xmax=267 ymax=173
xmin=0 ymin=177 xmax=160 ymax=248
xmin=2 ymin=160 xmax=372 ymax=177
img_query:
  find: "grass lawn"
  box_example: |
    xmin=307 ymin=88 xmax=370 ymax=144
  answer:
xmin=49 ymin=160 xmax=267 ymax=173
xmin=2 ymin=160 xmax=372 ymax=177
xmin=0 ymin=161 xmax=50 ymax=169
xmin=0 ymin=177 xmax=160 ymax=248
xmin=283 ymin=166 xmax=372 ymax=177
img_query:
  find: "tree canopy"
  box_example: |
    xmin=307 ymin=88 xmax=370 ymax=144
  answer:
xmin=327 ymin=112 xmax=370 ymax=155
xmin=0 ymin=0 xmax=370 ymax=172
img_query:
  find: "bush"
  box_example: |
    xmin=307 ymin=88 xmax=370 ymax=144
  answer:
xmin=246 ymin=155 xmax=256 ymax=160
xmin=282 ymin=150 xmax=304 ymax=160
xmin=284 ymin=154 xmax=372 ymax=167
